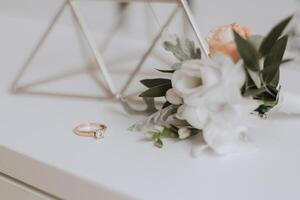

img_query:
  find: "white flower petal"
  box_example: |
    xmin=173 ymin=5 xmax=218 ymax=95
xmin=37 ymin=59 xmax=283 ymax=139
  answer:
xmin=166 ymin=89 xmax=183 ymax=105
xmin=178 ymin=127 xmax=192 ymax=139
xmin=172 ymin=60 xmax=203 ymax=97
xmin=178 ymin=105 xmax=210 ymax=130
xmin=203 ymin=122 xmax=248 ymax=155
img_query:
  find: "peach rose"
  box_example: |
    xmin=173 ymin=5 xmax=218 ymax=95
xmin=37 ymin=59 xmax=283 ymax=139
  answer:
xmin=208 ymin=23 xmax=253 ymax=62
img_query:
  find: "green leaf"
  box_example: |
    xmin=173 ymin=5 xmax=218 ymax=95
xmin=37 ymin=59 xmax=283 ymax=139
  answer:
xmin=155 ymin=68 xmax=175 ymax=74
xmin=233 ymin=30 xmax=260 ymax=71
xmin=248 ymin=35 xmax=265 ymax=51
xmin=160 ymin=127 xmax=178 ymax=138
xmin=281 ymin=58 xmax=294 ymax=65
xmin=255 ymin=105 xmax=272 ymax=116
xmin=263 ymin=35 xmax=288 ymax=85
xmin=139 ymin=83 xmax=172 ymax=98
xmin=154 ymin=138 xmax=163 ymax=148
xmin=140 ymin=78 xmax=171 ymax=88
xmin=246 ymin=68 xmax=261 ymax=88
xmin=259 ymin=15 xmax=293 ymax=57
xmin=244 ymin=72 xmax=257 ymax=90
xmin=269 ymin=70 xmax=280 ymax=88
xmin=149 ymin=132 xmax=160 ymax=140
xmin=243 ymin=87 xmax=266 ymax=97
xmin=162 ymin=101 xmax=171 ymax=109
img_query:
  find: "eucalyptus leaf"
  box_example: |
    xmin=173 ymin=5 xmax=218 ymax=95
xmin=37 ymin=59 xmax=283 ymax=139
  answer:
xmin=184 ymin=39 xmax=201 ymax=59
xmin=160 ymin=105 xmax=179 ymax=121
xmin=139 ymin=83 xmax=172 ymax=98
xmin=185 ymin=39 xmax=196 ymax=57
xmin=163 ymin=37 xmax=202 ymax=61
xmin=163 ymin=38 xmax=190 ymax=61
xmin=259 ymin=15 xmax=292 ymax=57
xmin=233 ymin=30 xmax=260 ymax=71
xmin=140 ymin=78 xmax=171 ymax=88
xmin=171 ymin=63 xmax=182 ymax=70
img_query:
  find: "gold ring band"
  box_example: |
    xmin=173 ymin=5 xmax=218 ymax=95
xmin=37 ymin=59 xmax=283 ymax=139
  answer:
xmin=74 ymin=123 xmax=107 ymax=139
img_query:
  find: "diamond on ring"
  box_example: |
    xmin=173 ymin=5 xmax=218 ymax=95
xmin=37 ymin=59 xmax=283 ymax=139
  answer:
xmin=95 ymin=129 xmax=105 ymax=139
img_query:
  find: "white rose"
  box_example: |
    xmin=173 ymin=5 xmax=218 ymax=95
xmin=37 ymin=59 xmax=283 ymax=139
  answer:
xmin=172 ymin=59 xmax=220 ymax=99
xmin=172 ymin=54 xmax=258 ymax=154
xmin=173 ymin=54 xmax=248 ymax=128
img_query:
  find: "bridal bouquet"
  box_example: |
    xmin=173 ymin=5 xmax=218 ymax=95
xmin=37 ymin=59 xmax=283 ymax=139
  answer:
xmin=124 ymin=16 xmax=296 ymax=155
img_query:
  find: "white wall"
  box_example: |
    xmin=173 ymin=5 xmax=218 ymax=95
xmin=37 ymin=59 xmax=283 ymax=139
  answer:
xmin=0 ymin=0 xmax=299 ymax=36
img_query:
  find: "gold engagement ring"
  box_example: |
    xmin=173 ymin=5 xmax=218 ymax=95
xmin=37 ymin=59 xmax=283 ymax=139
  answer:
xmin=74 ymin=123 xmax=107 ymax=139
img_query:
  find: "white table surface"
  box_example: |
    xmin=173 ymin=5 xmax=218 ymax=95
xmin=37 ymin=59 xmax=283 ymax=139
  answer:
xmin=1 ymin=1 xmax=300 ymax=200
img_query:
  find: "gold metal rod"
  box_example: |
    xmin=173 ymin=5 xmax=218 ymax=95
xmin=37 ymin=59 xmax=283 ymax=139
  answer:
xmin=120 ymin=5 xmax=180 ymax=95
xmin=68 ymin=0 xmax=117 ymax=96
xmin=11 ymin=1 xmax=68 ymax=92
xmin=179 ymin=0 xmax=210 ymax=57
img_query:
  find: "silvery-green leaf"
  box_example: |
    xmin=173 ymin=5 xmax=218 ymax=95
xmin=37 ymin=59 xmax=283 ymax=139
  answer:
xmin=184 ymin=39 xmax=201 ymax=59
xmin=171 ymin=63 xmax=182 ymax=70
xmin=128 ymin=105 xmax=178 ymax=133
xmin=160 ymin=105 xmax=179 ymax=121
xmin=129 ymin=111 xmax=161 ymax=132
xmin=259 ymin=16 xmax=293 ymax=57
xmin=163 ymin=37 xmax=201 ymax=61
xmin=183 ymin=39 xmax=194 ymax=55
xmin=163 ymin=38 xmax=190 ymax=61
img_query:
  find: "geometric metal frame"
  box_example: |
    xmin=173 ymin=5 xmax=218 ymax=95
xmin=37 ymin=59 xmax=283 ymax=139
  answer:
xmin=11 ymin=0 xmax=209 ymax=99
